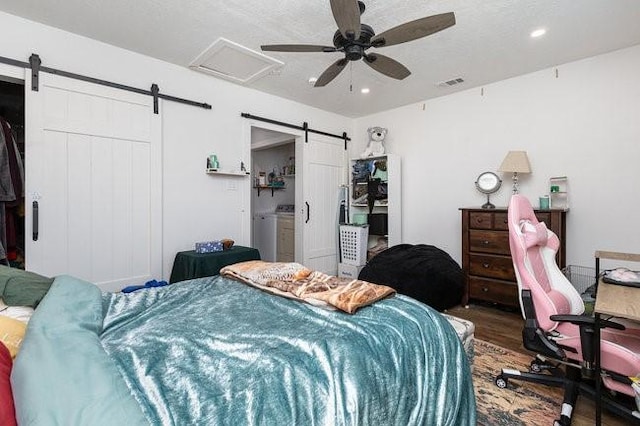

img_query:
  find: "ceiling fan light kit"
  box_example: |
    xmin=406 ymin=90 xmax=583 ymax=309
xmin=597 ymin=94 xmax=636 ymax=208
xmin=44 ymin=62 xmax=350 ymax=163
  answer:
xmin=260 ymin=0 xmax=456 ymax=87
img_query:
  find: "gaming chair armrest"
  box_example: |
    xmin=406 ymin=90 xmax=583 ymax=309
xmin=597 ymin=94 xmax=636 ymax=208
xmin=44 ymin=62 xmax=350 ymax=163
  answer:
xmin=550 ymin=314 xmax=625 ymax=368
xmin=549 ymin=315 xmax=626 ymax=331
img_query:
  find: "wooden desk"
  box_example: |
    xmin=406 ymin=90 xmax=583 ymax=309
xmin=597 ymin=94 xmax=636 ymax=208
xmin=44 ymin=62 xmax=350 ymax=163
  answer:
xmin=169 ymin=246 xmax=260 ymax=283
xmin=594 ymin=279 xmax=640 ymax=425
xmin=595 ymin=280 xmax=640 ymax=322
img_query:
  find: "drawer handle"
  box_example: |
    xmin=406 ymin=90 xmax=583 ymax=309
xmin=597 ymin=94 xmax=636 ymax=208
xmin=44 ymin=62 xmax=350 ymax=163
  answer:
xmin=482 ymin=240 xmax=490 ymax=245
xmin=477 ymin=218 xmax=483 ymax=223
xmin=482 ymin=287 xmax=489 ymax=292
xmin=483 ymin=263 xmax=490 ymax=268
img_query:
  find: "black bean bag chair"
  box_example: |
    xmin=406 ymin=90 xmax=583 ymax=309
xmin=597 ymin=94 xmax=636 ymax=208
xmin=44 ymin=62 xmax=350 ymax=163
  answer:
xmin=358 ymin=244 xmax=464 ymax=311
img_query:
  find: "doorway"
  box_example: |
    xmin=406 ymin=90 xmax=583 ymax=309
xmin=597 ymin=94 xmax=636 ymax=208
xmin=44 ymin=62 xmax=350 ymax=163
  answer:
xmin=0 ymin=79 xmax=25 ymax=268
xmin=250 ymin=127 xmax=297 ymax=262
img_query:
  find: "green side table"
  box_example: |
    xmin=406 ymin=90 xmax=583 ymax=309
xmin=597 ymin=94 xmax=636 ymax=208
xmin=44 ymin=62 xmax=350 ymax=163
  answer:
xmin=169 ymin=246 xmax=261 ymax=283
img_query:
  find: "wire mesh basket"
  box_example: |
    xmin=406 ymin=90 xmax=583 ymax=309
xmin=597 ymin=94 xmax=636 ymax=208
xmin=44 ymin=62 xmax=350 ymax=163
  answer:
xmin=340 ymin=225 xmax=369 ymax=266
xmin=563 ymin=265 xmax=596 ymax=313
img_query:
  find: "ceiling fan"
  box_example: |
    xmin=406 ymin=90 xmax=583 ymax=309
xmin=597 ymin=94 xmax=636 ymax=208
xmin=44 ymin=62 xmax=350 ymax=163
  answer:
xmin=261 ymin=0 xmax=456 ymax=87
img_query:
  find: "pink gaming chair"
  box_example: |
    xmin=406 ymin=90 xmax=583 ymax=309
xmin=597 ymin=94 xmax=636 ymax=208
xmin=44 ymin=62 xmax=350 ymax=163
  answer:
xmin=496 ymin=194 xmax=640 ymax=425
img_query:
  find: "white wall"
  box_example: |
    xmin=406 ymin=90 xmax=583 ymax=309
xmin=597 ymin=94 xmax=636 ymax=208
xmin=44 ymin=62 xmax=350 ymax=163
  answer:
xmin=353 ymin=44 xmax=640 ymax=269
xmin=0 ymin=11 xmax=352 ymax=281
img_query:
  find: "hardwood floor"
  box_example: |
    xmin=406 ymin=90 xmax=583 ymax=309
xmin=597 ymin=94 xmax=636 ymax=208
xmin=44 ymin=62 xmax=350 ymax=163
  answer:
xmin=447 ymin=303 xmax=631 ymax=426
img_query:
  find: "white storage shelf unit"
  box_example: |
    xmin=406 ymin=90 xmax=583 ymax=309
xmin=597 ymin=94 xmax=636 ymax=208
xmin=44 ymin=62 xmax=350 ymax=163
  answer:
xmin=549 ymin=176 xmax=569 ymax=209
xmin=349 ymin=153 xmax=402 ymax=248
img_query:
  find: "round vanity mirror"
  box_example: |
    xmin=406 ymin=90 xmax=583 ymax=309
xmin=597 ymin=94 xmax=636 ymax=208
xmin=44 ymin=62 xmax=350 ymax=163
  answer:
xmin=475 ymin=171 xmax=502 ymax=209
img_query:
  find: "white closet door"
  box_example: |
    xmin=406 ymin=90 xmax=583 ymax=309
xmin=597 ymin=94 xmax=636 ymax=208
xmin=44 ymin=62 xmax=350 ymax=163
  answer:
xmin=298 ymin=134 xmax=346 ymax=275
xmin=25 ymin=73 xmax=162 ymax=291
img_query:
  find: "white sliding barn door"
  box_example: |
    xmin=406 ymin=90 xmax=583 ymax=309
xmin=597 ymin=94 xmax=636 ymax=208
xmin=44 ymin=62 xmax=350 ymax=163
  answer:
xmin=25 ymin=73 xmax=162 ymax=291
xmin=297 ymin=134 xmax=346 ymax=275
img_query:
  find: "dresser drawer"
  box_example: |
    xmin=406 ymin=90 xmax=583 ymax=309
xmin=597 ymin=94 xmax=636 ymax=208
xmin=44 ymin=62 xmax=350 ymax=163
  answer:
xmin=493 ymin=212 xmax=552 ymax=231
xmin=469 ymin=230 xmax=510 ymax=255
xmin=469 ymin=212 xmax=493 ymax=229
xmin=536 ymin=212 xmax=551 ymax=226
xmin=469 ymin=277 xmax=518 ymax=307
xmin=494 ymin=213 xmax=509 ymax=230
xmin=469 ymin=254 xmax=516 ymax=280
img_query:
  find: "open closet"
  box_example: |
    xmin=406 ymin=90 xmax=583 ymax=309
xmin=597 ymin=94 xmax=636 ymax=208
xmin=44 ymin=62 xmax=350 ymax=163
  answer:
xmin=0 ymin=79 xmax=25 ymax=268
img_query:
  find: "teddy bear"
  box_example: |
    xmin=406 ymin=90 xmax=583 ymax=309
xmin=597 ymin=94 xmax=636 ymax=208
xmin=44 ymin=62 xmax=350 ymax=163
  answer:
xmin=361 ymin=127 xmax=387 ymax=157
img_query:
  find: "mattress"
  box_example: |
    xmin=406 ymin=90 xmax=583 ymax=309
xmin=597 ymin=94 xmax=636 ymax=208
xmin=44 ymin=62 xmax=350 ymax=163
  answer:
xmin=442 ymin=313 xmax=475 ymax=366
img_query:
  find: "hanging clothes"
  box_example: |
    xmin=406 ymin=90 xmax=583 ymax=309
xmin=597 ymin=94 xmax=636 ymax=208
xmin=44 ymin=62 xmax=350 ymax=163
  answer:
xmin=0 ymin=116 xmax=24 ymax=264
xmin=0 ymin=118 xmax=23 ymax=202
xmin=0 ymin=123 xmax=15 ymax=202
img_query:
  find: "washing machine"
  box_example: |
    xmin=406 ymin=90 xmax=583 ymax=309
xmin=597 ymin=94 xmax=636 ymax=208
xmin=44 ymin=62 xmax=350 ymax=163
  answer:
xmin=252 ymin=213 xmax=278 ymax=262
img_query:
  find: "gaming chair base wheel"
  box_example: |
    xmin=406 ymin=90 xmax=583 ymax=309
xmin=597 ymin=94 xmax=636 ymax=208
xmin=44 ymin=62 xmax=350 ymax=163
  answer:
xmin=530 ymin=360 xmax=543 ymax=373
xmin=495 ymin=375 xmax=508 ymax=389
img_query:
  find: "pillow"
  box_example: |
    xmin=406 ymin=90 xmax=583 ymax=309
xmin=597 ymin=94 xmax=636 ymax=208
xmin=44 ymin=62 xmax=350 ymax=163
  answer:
xmin=0 ymin=265 xmax=54 ymax=307
xmin=519 ymin=220 xmax=549 ymax=248
xmin=0 ymin=316 xmax=26 ymax=358
xmin=0 ymin=342 xmax=16 ymax=426
xmin=0 ymin=299 xmax=35 ymax=324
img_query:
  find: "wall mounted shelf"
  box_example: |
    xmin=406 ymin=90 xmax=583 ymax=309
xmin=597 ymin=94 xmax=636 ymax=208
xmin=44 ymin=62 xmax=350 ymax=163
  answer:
xmin=254 ymin=185 xmax=285 ymax=196
xmin=206 ymin=168 xmax=251 ymax=177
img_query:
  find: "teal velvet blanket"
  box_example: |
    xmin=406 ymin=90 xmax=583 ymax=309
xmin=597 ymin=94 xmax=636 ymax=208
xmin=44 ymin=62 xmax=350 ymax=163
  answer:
xmin=13 ymin=275 xmax=476 ymax=425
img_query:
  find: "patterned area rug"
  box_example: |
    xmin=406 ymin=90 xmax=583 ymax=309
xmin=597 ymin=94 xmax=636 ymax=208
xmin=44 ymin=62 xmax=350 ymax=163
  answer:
xmin=474 ymin=339 xmax=562 ymax=425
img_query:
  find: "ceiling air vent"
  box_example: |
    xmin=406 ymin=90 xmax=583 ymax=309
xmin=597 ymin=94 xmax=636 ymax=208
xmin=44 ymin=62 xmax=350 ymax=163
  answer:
xmin=436 ymin=77 xmax=465 ymax=88
xmin=190 ymin=38 xmax=283 ymax=84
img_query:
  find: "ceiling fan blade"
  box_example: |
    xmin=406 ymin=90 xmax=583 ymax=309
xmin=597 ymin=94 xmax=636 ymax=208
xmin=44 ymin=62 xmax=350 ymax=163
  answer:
xmin=363 ymin=54 xmax=411 ymax=80
xmin=261 ymin=44 xmax=337 ymax=53
xmin=371 ymin=12 xmax=455 ymax=48
xmin=315 ymin=58 xmax=348 ymax=87
xmin=330 ymin=0 xmax=361 ymax=40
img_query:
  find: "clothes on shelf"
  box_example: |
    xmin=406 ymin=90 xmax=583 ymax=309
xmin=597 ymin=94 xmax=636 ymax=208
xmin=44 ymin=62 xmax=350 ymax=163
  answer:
xmin=0 ymin=116 xmax=24 ymax=266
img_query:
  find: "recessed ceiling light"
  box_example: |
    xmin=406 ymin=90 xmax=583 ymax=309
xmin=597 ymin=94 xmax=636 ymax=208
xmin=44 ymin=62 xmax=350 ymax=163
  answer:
xmin=308 ymin=77 xmax=318 ymax=85
xmin=530 ymin=28 xmax=546 ymax=38
xmin=361 ymin=88 xmax=370 ymax=94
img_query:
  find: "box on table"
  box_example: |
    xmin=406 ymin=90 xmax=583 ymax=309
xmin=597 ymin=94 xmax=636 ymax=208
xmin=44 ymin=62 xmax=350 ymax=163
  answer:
xmin=195 ymin=241 xmax=223 ymax=253
xmin=338 ymin=263 xmax=365 ymax=279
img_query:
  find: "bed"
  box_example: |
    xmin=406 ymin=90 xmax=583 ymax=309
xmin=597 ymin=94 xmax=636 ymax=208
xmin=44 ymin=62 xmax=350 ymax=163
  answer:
xmin=10 ymin=266 xmax=476 ymax=425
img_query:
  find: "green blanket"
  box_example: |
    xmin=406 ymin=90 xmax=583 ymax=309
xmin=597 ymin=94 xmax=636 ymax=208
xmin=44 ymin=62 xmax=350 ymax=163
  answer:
xmin=0 ymin=265 xmax=53 ymax=307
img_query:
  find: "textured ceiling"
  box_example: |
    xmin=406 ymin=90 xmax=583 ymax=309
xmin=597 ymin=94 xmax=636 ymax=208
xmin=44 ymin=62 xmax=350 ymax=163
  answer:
xmin=1 ymin=0 xmax=640 ymax=117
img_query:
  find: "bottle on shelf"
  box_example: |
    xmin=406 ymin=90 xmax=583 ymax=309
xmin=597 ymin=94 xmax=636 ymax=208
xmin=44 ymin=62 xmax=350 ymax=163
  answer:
xmin=288 ymin=157 xmax=295 ymax=175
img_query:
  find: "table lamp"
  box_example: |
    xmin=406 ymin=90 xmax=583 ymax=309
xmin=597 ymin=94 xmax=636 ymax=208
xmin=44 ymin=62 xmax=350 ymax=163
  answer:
xmin=498 ymin=151 xmax=531 ymax=194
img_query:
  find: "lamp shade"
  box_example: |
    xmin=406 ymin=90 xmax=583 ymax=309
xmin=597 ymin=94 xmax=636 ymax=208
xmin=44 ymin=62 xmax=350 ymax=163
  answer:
xmin=498 ymin=151 xmax=531 ymax=174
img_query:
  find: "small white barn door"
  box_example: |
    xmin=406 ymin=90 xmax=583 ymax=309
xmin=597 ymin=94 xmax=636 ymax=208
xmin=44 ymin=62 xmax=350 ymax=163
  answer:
xmin=297 ymin=134 xmax=346 ymax=275
xmin=25 ymin=73 xmax=161 ymax=291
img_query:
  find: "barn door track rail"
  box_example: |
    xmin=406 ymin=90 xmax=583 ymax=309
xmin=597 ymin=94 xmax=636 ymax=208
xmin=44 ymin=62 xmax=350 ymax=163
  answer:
xmin=241 ymin=112 xmax=350 ymax=150
xmin=0 ymin=53 xmax=211 ymax=114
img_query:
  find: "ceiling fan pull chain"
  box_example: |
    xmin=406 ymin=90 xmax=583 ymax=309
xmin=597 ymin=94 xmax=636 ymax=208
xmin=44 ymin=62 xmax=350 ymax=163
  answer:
xmin=350 ymin=62 xmax=353 ymax=92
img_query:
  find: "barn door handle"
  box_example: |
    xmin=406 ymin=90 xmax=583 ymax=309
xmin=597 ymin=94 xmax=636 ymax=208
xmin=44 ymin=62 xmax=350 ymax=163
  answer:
xmin=32 ymin=201 xmax=39 ymax=241
xmin=305 ymin=202 xmax=310 ymax=223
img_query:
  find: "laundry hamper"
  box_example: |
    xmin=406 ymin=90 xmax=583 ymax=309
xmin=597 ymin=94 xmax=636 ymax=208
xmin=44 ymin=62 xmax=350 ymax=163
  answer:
xmin=563 ymin=265 xmax=596 ymax=314
xmin=340 ymin=225 xmax=369 ymax=266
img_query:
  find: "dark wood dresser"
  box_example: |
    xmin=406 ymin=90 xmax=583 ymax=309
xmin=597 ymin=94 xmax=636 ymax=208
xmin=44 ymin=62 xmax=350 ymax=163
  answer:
xmin=460 ymin=207 xmax=568 ymax=308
